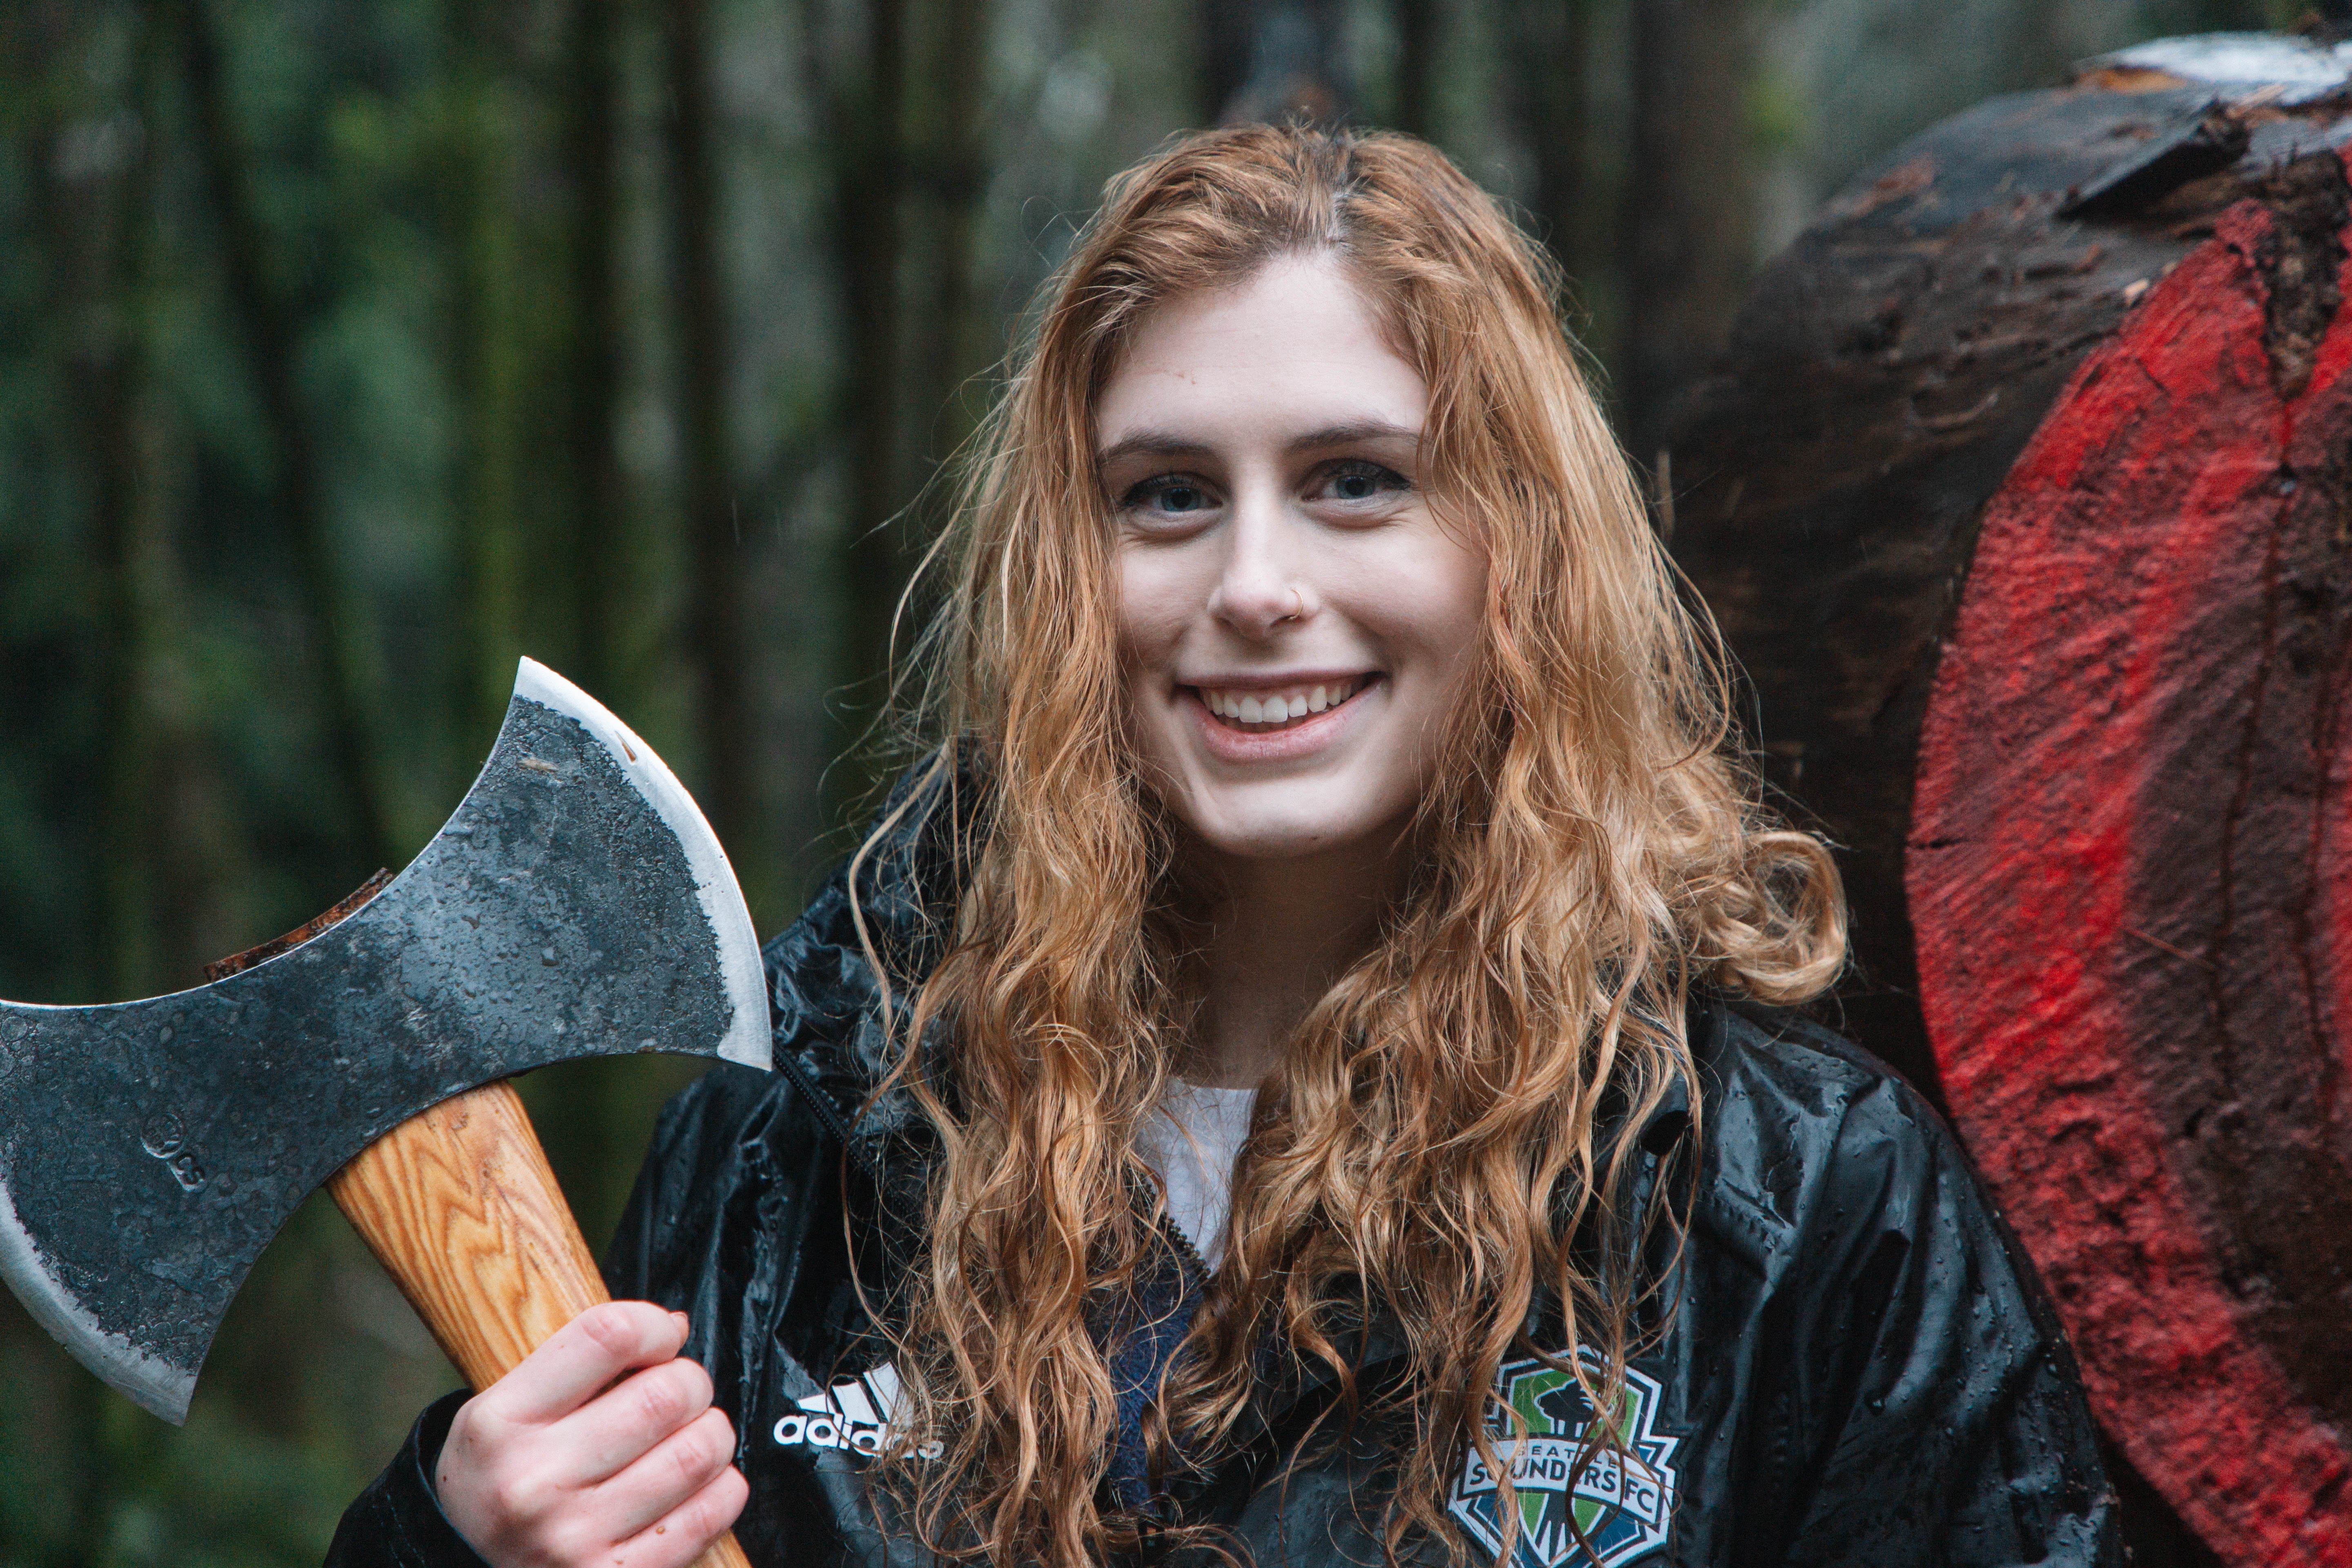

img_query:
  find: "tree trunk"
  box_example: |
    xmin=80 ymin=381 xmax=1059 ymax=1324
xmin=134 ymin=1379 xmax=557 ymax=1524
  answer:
xmin=908 ymin=0 xmax=993 ymax=509
xmin=176 ymin=0 xmax=392 ymax=875
xmin=525 ymin=0 xmax=650 ymax=1250
xmin=1506 ymin=0 xmax=1596 ymax=301
xmin=1389 ymin=0 xmax=1438 ymax=140
xmin=449 ymin=18 xmax=526 ymax=745
xmin=35 ymin=47 xmax=157 ymax=1000
xmin=1619 ymin=0 xmax=1754 ymax=457
xmin=1198 ymin=0 xmax=1350 ymax=126
xmin=566 ymin=0 xmax=628 ymax=705
xmin=1665 ymin=72 xmax=2352 ymax=1568
xmin=22 ymin=6 xmax=179 ymax=1547
xmin=801 ymin=0 xmax=909 ymax=824
xmin=1909 ymin=167 xmax=2352 ymax=1568
xmin=664 ymin=0 xmax=751 ymax=858
xmin=1197 ymin=0 xmax=1253 ymax=126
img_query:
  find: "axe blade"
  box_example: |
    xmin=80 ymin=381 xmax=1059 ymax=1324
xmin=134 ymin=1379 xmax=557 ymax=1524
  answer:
xmin=0 ymin=658 xmax=768 ymax=1421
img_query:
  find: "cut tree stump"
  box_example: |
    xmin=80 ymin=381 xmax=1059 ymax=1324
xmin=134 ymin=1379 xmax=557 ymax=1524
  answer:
xmin=1668 ymin=38 xmax=2352 ymax=1568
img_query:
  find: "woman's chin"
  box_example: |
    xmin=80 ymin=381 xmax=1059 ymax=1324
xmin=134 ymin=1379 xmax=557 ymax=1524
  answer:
xmin=1179 ymin=788 xmax=1406 ymax=865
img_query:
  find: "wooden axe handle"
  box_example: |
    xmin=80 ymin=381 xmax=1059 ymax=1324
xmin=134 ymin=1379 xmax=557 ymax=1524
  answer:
xmin=330 ymin=1082 xmax=753 ymax=1568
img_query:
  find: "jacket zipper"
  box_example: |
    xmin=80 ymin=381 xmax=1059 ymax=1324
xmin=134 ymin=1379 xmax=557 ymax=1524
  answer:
xmin=1163 ymin=1217 xmax=1212 ymax=1285
xmin=768 ymin=1040 xmax=884 ymax=1181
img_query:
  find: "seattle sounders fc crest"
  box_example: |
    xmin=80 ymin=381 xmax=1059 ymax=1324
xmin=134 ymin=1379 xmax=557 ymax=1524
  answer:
xmin=1447 ymin=1352 xmax=1681 ymax=1568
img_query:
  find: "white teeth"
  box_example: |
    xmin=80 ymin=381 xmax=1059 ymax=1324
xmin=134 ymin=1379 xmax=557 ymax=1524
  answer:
xmin=1201 ymin=677 xmax=1368 ymax=728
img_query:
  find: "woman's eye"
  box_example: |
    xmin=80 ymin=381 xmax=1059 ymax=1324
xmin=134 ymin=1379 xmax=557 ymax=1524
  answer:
xmin=1317 ymin=461 xmax=1409 ymax=504
xmin=1124 ymin=476 xmax=1217 ymax=516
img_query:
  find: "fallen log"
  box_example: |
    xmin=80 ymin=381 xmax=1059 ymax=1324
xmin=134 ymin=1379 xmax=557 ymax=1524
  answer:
xmin=1668 ymin=33 xmax=2352 ymax=1568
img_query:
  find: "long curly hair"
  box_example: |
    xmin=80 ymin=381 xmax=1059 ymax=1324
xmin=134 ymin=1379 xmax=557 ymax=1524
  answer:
xmin=855 ymin=125 xmax=1844 ymax=1568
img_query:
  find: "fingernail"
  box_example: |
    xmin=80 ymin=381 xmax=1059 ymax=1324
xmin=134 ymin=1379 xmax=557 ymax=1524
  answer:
xmin=671 ymin=1311 xmax=690 ymax=1330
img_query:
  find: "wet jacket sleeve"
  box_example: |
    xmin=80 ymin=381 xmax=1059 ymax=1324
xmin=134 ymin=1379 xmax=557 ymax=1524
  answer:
xmin=321 ymin=1390 xmax=487 ymax=1568
xmin=1775 ymin=1071 xmax=2118 ymax=1566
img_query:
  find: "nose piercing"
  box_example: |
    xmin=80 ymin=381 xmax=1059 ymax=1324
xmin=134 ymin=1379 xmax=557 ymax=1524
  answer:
xmin=1278 ymin=589 xmax=1307 ymax=623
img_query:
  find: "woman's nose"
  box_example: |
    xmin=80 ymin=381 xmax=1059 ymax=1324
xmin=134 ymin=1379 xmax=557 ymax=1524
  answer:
xmin=1205 ymin=499 xmax=1315 ymax=638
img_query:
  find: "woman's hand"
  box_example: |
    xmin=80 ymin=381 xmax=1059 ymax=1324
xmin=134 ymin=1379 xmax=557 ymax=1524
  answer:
xmin=435 ymin=1301 xmax=748 ymax=1568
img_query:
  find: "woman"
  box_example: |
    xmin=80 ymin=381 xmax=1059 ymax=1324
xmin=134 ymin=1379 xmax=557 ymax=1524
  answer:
xmin=332 ymin=127 xmax=2118 ymax=1568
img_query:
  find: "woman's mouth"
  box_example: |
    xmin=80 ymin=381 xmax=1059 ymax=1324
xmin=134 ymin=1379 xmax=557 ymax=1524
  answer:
xmin=1193 ymin=675 xmax=1373 ymax=733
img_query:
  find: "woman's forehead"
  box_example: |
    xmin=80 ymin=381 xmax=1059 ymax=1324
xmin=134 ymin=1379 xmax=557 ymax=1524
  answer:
xmin=1094 ymin=256 xmax=1427 ymax=457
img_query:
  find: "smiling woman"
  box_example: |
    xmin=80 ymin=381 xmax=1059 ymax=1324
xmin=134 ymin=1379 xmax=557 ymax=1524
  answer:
xmin=1105 ymin=256 xmax=1485 ymax=870
xmin=327 ymin=127 xmax=2123 ymax=1568
xmin=1103 ymin=256 xmax=1491 ymax=1093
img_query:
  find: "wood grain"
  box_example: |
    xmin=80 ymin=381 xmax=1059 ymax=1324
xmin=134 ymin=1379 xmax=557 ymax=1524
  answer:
xmin=1661 ymin=80 xmax=2352 ymax=1567
xmin=330 ymin=1082 xmax=753 ymax=1568
xmin=328 ymin=1080 xmax=605 ymax=1386
xmin=1665 ymin=85 xmax=2323 ymax=1111
xmin=1909 ymin=185 xmax=2352 ymax=1568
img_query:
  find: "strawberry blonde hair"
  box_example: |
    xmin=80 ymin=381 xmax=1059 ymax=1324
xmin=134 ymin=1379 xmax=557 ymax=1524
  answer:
xmin=855 ymin=125 xmax=1844 ymax=1568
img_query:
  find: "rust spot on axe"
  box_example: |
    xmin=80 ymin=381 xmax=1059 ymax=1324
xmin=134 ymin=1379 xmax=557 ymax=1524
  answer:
xmin=203 ymin=869 xmax=395 ymax=984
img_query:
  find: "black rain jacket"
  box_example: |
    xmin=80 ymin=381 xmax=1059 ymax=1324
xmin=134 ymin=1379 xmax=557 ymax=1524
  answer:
xmin=327 ymin=779 xmax=2121 ymax=1568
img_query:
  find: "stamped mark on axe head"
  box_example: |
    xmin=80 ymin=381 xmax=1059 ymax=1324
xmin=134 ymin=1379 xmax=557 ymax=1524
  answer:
xmin=0 ymin=658 xmax=769 ymax=1422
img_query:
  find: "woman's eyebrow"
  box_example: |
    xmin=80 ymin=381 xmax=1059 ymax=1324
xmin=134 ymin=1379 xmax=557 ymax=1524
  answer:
xmin=1285 ymin=420 xmax=1421 ymax=452
xmin=1096 ymin=430 xmax=1213 ymax=467
xmin=1096 ymin=421 xmax=1421 ymax=466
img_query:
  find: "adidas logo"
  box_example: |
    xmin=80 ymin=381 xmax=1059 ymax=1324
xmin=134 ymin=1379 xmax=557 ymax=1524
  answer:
xmin=771 ymin=1361 xmax=940 ymax=1459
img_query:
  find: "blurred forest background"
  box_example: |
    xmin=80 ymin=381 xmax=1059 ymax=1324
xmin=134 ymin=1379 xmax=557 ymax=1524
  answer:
xmin=0 ymin=0 xmax=2307 ymax=1561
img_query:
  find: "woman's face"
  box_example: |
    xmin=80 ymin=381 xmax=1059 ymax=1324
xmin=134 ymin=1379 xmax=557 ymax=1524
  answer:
xmin=1101 ymin=252 xmax=1488 ymax=865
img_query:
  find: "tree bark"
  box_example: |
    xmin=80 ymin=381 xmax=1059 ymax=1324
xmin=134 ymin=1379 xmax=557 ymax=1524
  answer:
xmin=1389 ymin=0 xmax=1438 ymax=140
xmin=1909 ymin=172 xmax=2352 ymax=1568
xmin=908 ymin=0 xmax=993 ymax=507
xmin=1197 ymin=0 xmax=1253 ymax=127
xmin=1664 ymin=78 xmax=2351 ymax=1568
xmin=566 ymin=0 xmax=628 ymax=705
xmin=176 ymin=0 xmax=392 ymax=874
xmin=664 ymin=0 xmax=751 ymax=857
xmin=450 ymin=17 xmax=526 ymax=744
xmin=1506 ymin=0 xmax=1595 ymax=298
xmin=799 ymin=0 xmax=909 ymax=823
xmin=1619 ymin=0 xmax=1755 ymax=458
xmin=35 ymin=51 xmax=157 ymax=1000
xmin=1198 ymin=0 xmax=1349 ymax=126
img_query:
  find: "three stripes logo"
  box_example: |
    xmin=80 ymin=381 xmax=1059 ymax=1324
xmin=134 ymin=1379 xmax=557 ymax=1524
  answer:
xmin=771 ymin=1362 xmax=940 ymax=1460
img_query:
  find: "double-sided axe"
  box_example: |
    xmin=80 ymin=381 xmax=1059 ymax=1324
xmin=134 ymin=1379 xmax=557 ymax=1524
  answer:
xmin=0 ymin=659 xmax=768 ymax=1568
